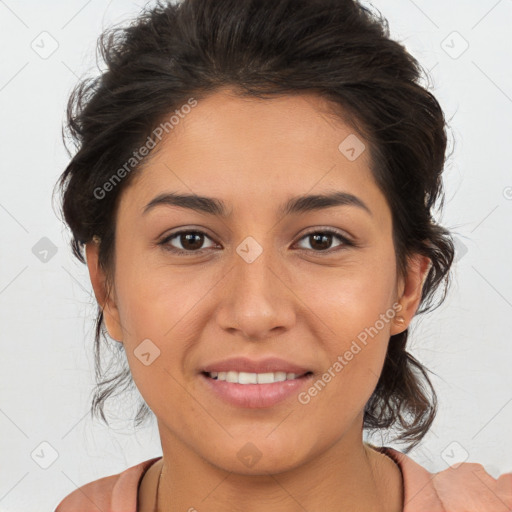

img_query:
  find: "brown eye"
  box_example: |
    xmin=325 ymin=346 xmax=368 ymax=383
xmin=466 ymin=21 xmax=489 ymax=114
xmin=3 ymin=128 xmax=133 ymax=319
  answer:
xmin=179 ymin=232 xmax=205 ymax=251
xmin=296 ymin=230 xmax=352 ymax=253
xmin=160 ymin=230 xmax=217 ymax=254
xmin=309 ymin=233 xmax=333 ymax=251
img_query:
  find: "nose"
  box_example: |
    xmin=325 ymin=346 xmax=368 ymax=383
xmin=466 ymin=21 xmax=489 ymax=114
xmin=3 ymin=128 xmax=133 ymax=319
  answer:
xmin=214 ymin=240 xmax=297 ymax=341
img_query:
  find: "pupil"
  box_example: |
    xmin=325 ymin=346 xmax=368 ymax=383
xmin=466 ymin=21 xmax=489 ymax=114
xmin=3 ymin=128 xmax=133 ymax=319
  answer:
xmin=311 ymin=233 xmax=331 ymax=250
xmin=182 ymin=233 xmax=203 ymax=250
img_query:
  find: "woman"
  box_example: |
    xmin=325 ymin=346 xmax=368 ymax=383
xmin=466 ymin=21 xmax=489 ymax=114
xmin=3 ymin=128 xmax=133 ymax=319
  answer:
xmin=54 ymin=0 xmax=512 ymax=510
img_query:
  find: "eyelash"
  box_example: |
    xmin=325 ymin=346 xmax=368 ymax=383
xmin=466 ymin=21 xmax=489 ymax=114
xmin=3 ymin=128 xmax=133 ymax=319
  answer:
xmin=158 ymin=228 xmax=354 ymax=256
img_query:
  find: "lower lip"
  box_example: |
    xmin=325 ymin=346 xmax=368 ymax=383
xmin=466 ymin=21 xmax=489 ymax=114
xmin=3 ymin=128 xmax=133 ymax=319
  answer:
xmin=200 ymin=372 xmax=314 ymax=408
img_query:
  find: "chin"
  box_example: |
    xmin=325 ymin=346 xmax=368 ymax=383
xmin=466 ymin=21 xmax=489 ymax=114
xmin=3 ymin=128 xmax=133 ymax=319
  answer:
xmin=215 ymin=450 xmax=306 ymax=477
xmin=197 ymin=433 xmax=311 ymax=476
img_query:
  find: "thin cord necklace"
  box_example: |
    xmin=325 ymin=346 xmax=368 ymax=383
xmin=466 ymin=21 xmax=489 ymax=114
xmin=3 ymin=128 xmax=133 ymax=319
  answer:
xmin=155 ymin=463 xmax=163 ymax=511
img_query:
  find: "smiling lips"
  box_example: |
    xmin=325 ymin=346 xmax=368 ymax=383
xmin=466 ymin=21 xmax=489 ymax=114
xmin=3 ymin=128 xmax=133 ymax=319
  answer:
xmin=199 ymin=356 xmax=314 ymax=408
xmin=200 ymin=356 xmax=312 ymax=375
xmin=207 ymin=370 xmax=303 ymax=384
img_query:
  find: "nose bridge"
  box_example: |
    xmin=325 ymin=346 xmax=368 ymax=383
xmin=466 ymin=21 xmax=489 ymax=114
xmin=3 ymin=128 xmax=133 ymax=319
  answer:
xmin=235 ymin=234 xmax=277 ymax=294
xmin=217 ymin=233 xmax=295 ymax=338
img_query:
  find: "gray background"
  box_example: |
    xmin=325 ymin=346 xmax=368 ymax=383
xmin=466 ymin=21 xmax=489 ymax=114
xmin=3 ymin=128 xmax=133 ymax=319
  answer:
xmin=0 ymin=0 xmax=511 ymax=510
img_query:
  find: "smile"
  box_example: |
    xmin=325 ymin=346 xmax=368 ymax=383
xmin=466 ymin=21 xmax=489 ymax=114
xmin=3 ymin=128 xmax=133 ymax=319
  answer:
xmin=200 ymin=371 xmax=314 ymax=408
xmin=205 ymin=370 xmax=311 ymax=384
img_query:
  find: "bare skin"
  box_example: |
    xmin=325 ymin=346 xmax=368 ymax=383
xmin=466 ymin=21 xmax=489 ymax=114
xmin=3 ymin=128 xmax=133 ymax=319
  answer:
xmin=86 ymin=88 xmax=430 ymax=512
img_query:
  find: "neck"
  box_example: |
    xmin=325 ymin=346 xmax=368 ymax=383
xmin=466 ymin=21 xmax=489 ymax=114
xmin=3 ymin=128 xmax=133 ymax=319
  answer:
xmin=154 ymin=422 xmax=403 ymax=512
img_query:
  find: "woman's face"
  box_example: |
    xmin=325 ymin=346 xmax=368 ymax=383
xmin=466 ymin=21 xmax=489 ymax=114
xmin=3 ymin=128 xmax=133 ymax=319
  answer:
xmin=88 ymin=89 xmax=428 ymax=474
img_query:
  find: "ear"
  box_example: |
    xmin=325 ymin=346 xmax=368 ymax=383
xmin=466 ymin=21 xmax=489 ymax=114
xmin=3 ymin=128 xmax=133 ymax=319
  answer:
xmin=85 ymin=241 xmax=124 ymax=342
xmin=390 ymin=253 xmax=431 ymax=336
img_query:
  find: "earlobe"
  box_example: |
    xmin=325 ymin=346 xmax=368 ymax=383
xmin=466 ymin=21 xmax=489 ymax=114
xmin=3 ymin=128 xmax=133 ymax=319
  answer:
xmin=391 ymin=254 xmax=432 ymax=335
xmin=85 ymin=240 xmax=124 ymax=342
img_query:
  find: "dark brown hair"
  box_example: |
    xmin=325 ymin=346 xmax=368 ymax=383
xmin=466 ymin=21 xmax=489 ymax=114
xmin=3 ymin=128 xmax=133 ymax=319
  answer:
xmin=56 ymin=0 xmax=455 ymax=452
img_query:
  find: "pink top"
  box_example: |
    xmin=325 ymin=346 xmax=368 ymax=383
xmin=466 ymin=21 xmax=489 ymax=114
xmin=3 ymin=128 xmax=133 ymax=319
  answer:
xmin=55 ymin=447 xmax=512 ymax=511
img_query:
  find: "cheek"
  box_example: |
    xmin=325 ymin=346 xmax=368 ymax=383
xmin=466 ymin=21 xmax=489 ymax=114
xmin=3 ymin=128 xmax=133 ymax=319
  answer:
xmin=111 ymin=249 xmax=219 ymax=396
xmin=111 ymin=259 xmax=207 ymax=413
xmin=113 ymin=244 xmax=205 ymax=339
xmin=300 ymin=248 xmax=398 ymax=400
xmin=305 ymin=246 xmax=398 ymax=340
xmin=297 ymin=291 xmax=397 ymax=431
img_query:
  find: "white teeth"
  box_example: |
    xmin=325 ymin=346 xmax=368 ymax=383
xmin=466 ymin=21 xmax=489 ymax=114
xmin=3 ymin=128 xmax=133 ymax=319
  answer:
xmin=274 ymin=371 xmax=287 ymax=382
xmin=239 ymin=372 xmax=258 ymax=384
xmin=257 ymin=372 xmax=276 ymax=384
xmin=207 ymin=371 xmax=300 ymax=384
xmin=226 ymin=371 xmax=238 ymax=383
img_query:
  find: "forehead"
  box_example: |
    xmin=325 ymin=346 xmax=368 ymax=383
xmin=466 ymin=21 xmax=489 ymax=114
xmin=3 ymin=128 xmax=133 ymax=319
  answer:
xmin=162 ymin=88 xmax=366 ymax=159
xmin=120 ymin=89 xmax=388 ymax=223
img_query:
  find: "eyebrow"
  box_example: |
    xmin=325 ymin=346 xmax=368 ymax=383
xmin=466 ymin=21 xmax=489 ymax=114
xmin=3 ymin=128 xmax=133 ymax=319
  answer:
xmin=142 ymin=191 xmax=372 ymax=217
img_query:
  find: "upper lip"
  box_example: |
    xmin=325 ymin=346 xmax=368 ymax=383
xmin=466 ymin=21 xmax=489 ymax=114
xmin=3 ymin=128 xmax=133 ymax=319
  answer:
xmin=200 ymin=357 xmax=312 ymax=375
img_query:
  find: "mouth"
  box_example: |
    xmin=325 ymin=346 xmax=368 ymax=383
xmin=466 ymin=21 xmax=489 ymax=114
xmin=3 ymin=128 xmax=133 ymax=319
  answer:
xmin=202 ymin=370 xmax=314 ymax=384
xmin=199 ymin=370 xmax=315 ymax=408
xmin=198 ymin=356 xmax=315 ymax=408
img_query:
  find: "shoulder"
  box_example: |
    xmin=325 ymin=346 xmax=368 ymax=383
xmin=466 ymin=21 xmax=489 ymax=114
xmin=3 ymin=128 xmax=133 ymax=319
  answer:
xmin=381 ymin=446 xmax=512 ymax=512
xmin=429 ymin=459 xmax=512 ymax=511
xmin=54 ymin=457 xmax=162 ymax=512
xmin=54 ymin=473 xmax=119 ymax=512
